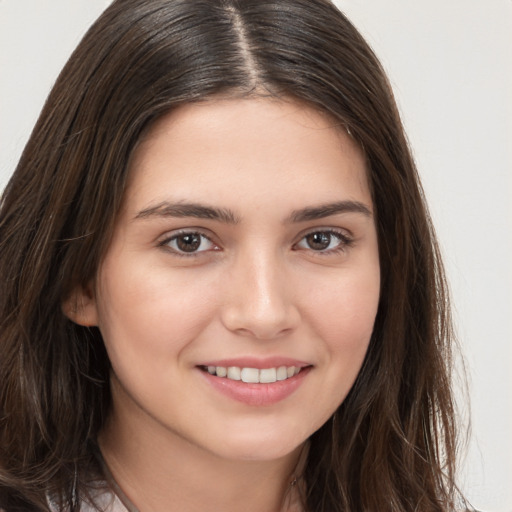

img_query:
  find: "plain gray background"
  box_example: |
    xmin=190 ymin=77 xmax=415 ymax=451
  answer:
xmin=1 ymin=1 xmax=511 ymax=510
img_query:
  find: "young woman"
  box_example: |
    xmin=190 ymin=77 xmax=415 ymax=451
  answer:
xmin=0 ymin=0 xmax=468 ymax=510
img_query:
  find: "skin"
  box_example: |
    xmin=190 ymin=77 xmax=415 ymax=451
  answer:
xmin=66 ymin=97 xmax=380 ymax=511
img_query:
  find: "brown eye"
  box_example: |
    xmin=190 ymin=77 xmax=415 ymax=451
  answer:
xmin=164 ymin=232 xmax=215 ymax=254
xmin=295 ymin=230 xmax=351 ymax=253
xmin=176 ymin=233 xmax=202 ymax=252
xmin=305 ymin=232 xmax=332 ymax=250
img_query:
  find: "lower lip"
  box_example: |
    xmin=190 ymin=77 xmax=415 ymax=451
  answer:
xmin=199 ymin=367 xmax=311 ymax=406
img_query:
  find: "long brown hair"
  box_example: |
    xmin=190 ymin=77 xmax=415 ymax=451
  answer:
xmin=0 ymin=0 xmax=466 ymax=510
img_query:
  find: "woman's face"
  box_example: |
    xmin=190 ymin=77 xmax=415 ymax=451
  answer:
xmin=74 ymin=98 xmax=380 ymax=461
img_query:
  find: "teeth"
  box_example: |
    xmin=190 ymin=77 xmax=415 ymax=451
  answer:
xmin=276 ymin=366 xmax=288 ymax=381
xmin=227 ymin=366 xmax=241 ymax=380
xmin=241 ymin=367 xmax=259 ymax=383
xmin=216 ymin=366 xmax=227 ymax=378
xmin=259 ymin=368 xmax=277 ymax=383
xmin=205 ymin=365 xmax=302 ymax=383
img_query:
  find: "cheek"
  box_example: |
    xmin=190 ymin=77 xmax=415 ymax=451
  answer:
xmin=289 ymin=269 xmax=380 ymax=434
xmin=94 ymin=259 xmax=220 ymax=364
xmin=306 ymin=267 xmax=380 ymax=350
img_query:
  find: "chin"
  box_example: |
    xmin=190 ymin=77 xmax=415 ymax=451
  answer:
xmin=206 ymin=425 xmax=309 ymax=462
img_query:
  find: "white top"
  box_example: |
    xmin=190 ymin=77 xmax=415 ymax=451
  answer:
xmin=78 ymin=491 xmax=127 ymax=512
xmin=48 ymin=489 xmax=129 ymax=512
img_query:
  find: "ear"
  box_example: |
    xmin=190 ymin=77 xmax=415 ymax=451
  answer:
xmin=62 ymin=282 xmax=99 ymax=327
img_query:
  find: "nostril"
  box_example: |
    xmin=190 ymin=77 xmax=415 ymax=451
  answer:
xmin=220 ymin=301 xmax=300 ymax=340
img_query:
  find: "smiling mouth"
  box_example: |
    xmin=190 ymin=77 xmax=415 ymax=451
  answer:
xmin=200 ymin=365 xmax=304 ymax=384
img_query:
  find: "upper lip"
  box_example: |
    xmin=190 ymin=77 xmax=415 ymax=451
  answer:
xmin=197 ymin=357 xmax=311 ymax=369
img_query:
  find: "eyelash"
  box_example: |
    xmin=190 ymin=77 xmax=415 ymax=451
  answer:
xmin=158 ymin=229 xmax=354 ymax=257
xmin=294 ymin=229 xmax=354 ymax=255
xmin=159 ymin=230 xmax=218 ymax=257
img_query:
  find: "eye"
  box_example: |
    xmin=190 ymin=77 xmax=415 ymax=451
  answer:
xmin=295 ymin=230 xmax=352 ymax=253
xmin=161 ymin=231 xmax=217 ymax=255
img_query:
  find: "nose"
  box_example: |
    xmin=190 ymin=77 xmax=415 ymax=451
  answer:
xmin=220 ymin=250 xmax=300 ymax=340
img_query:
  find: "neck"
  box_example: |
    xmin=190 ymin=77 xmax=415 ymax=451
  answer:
xmin=98 ymin=381 xmax=305 ymax=512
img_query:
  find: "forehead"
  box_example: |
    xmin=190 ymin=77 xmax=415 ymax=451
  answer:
xmin=124 ymin=97 xmax=371 ymax=215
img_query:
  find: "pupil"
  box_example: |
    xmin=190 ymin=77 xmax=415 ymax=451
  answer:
xmin=177 ymin=233 xmax=201 ymax=252
xmin=307 ymin=232 xmax=330 ymax=250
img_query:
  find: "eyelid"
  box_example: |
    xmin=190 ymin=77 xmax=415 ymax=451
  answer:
xmin=156 ymin=226 xmax=354 ymax=257
xmin=293 ymin=227 xmax=354 ymax=253
xmin=158 ymin=228 xmax=221 ymax=256
xmin=294 ymin=225 xmax=353 ymax=241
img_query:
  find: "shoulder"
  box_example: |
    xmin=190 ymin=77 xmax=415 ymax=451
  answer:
xmin=82 ymin=491 xmax=126 ymax=512
xmin=48 ymin=487 xmax=127 ymax=512
xmin=78 ymin=492 xmax=126 ymax=512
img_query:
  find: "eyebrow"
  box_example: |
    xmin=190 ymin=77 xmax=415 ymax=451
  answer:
xmin=288 ymin=200 xmax=373 ymax=223
xmin=134 ymin=201 xmax=240 ymax=224
xmin=135 ymin=199 xmax=372 ymax=225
